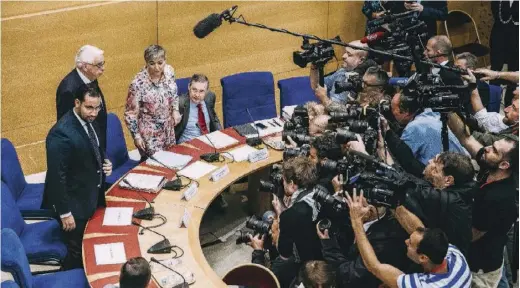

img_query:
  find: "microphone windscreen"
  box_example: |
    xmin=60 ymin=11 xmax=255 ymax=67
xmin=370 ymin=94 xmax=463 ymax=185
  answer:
xmin=193 ymin=13 xmax=222 ymax=39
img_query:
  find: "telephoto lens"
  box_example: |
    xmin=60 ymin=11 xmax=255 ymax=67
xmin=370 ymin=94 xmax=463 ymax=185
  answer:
xmin=259 ymin=180 xmax=276 ymax=194
xmin=335 ymin=130 xmax=358 ymax=144
xmin=246 ymin=218 xmax=272 ymax=235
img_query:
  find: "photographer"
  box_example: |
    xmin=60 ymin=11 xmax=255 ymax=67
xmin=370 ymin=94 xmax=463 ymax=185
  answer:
xmin=448 ymin=113 xmax=518 ymax=287
xmin=463 ymin=70 xmax=519 ymax=134
xmin=390 ymin=92 xmax=468 ymax=164
xmin=347 ymin=189 xmax=471 ymax=288
xmin=269 ymin=157 xmax=323 ymax=283
xmin=316 ymin=191 xmax=410 ymax=288
xmin=310 ymin=40 xmax=368 ymax=105
xmin=348 ymin=136 xmax=475 ymax=256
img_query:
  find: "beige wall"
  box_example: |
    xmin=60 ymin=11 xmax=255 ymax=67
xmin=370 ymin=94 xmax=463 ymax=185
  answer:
xmin=1 ymin=1 xmax=492 ymax=175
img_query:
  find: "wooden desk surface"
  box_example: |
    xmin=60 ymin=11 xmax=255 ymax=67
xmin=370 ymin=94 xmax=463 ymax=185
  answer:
xmin=83 ymin=138 xmax=282 ymax=288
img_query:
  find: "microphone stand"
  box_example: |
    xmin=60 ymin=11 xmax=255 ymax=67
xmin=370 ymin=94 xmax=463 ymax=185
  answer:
xmin=218 ymin=7 xmax=467 ymax=75
xmin=148 ymin=154 xmax=183 ymax=191
xmin=195 ymin=123 xmax=221 ymax=162
xmin=132 ymin=221 xmax=173 ymax=254
xmin=121 ymin=178 xmax=156 ymax=220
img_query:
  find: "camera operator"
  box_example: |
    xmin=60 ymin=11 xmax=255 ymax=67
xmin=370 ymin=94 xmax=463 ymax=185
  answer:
xmin=348 ymin=135 xmax=475 ymax=256
xmin=422 ymin=35 xmax=463 ymax=86
xmin=316 ymin=189 xmax=410 ymax=288
xmin=455 ymin=52 xmax=491 ymax=112
xmin=323 ymin=66 xmax=391 ymax=115
xmin=269 ymin=157 xmax=323 ymax=283
xmin=390 ymin=92 xmax=468 ymax=164
xmin=346 ymin=189 xmax=471 ymax=288
xmin=448 ymin=113 xmax=518 ymax=287
xmin=310 ymin=40 xmax=369 ymax=105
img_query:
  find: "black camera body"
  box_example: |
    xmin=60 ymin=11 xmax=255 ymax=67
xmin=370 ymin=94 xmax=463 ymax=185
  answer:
xmin=312 ymin=185 xmax=347 ymax=214
xmin=246 ymin=217 xmax=272 ymax=235
xmin=334 ymin=74 xmax=363 ymax=94
xmin=283 ymin=144 xmax=311 ymax=160
xmin=293 ymin=37 xmax=340 ymax=68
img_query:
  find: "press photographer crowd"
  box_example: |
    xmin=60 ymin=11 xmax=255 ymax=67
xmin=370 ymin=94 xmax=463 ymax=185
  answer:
xmin=234 ymin=1 xmax=519 ymax=288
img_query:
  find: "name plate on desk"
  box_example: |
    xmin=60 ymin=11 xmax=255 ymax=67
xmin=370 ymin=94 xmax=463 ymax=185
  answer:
xmin=182 ymin=183 xmax=198 ymax=201
xmin=210 ymin=165 xmax=229 ymax=182
xmin=179 ymin=208 xmax=191 ymax=228
xmin=248 ymin=148 xmax=269 ymax=163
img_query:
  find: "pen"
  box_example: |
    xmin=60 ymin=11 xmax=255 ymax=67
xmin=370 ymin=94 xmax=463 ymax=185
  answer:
xmin=273 ymin=119 xmax=282 ymax=127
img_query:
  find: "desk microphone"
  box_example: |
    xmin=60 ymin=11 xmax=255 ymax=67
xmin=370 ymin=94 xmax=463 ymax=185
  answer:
xmin=132 ymin=221 xmax=173 ymax=254
xmin=148 ymin=154 xmax=183 ymax=191
xmin=150 ymin=257 xmax=189 ymax=288
xmin=195 ymin=123 xmax=220 ymax=163
xmin=122 ymin=178 xmax=155 ymax=220
xmin=245 ymin=108 xmax=263 ymax=147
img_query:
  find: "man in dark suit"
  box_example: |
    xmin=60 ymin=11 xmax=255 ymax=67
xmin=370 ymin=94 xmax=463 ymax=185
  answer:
xmin=175 ymin=74 xmax=221 ymax=142
xmin=43 ymin=86 xmax=112 ymax=270
xmin=422 ymin=35 xmax=463 ymax=86
xmin=56 ymin=45 xmax=108 ymax=150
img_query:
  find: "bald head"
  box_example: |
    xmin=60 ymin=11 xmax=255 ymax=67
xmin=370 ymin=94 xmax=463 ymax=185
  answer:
xmin=342 ymin=40 xmax=369 ymax=71
xmin=424 ymin=35 xmax=452 ymax=64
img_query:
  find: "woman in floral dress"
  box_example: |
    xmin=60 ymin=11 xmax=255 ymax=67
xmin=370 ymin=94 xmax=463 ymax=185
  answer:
xmin=124 ymin=45 xmax=181 ymax=160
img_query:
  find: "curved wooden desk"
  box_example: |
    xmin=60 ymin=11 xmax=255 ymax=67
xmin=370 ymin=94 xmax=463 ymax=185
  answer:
xmin=83 ymin=128 xmax=282 ymax=288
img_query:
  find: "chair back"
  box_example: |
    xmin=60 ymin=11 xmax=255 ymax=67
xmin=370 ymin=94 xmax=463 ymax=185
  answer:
xmin=106 ymin=113 xmax=130 ymax=169
xmin=1 ymin=139 xmax=27 ymax=201
xmin=1 ymin=229 xmax=32 ymax=288
xmin=1 ymin=182 xmax=25 ymax=236
xmin=175 ymin=77 xmax=191 ymax=96
xmin=278 ymin=76 xmax=317 ymax=115
xmin=1 ymin=280 xmax=20 ymax=288
xmin=487 ymin=84 xmax=503 ymax=113
xmin=444 ymin=10 xmax=489 ymax=59
xmin=221 ymin=72 xmax=277 ymax=127
xmin=223 ymin=263 xmax=280 ymax=288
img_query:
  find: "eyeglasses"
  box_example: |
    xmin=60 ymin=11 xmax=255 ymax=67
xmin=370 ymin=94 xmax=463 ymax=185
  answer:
xmin=84 ymin=61 xmax=105 ymax=69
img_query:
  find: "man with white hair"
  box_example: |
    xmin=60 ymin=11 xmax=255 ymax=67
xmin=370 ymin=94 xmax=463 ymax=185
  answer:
xmin=56 ymin=45 xmax=108 ymax=149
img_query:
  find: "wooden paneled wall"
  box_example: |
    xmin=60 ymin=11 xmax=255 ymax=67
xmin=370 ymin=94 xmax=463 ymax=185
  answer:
xmin=1 ymin=1 xmax=492 ymax=175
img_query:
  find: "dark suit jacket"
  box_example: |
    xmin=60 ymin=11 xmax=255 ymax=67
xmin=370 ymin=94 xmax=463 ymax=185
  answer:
xmin=43 ymin=110 xmax=106 ymax=220
xmin=56 ymin=69 xmax=107 ymax=150
xmin=174 ymin=92 xmax=222 ymax=140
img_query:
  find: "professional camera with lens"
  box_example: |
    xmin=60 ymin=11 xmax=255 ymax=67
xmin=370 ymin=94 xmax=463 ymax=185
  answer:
xmin=236 ymin=233 xmax=253 ymax=245
xmin=284 ymin=106 xmax=310 ymax=136
xmin=246 ymin=217 xmax=272 ymax=235
xmin=320 ymin=158 xmax=352 ymax=175
xmin=312 ymin=185 xmax=347 ymax=214
xmin=282 ymin=131 xmax=313 ymax=146
xmin=333 ymin=129 xmax=378 ymax=155
xmin=283 ymin=144 xmax=311 ymax=160
xmin=293 ymin=36 xmax=340 ymax=68
xmin=334 ymin=74 xmax=363 ymax=94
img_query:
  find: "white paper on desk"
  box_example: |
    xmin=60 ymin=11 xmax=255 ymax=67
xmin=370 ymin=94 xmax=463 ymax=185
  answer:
xmin=119 ymin=173 xmax=165 ymax=193
xmin=94 ymin=242 xmax=126 ymax=265
xmin=197 ymin=130 xmax=239 ymax=149
xmin=102 ymin=207 xmax=133 ymax=226
xmin=254 ymin=118 xmax=284 ymax=137
xmin=224 ymin=145 xmax=258 ymax=162
xmin=282 ymin=105 xmax=297 ymax=120
xmin=146 ymin=150 xmax=192 ymax=169
xmin=177 ymin=161 xmax=217 ymax=180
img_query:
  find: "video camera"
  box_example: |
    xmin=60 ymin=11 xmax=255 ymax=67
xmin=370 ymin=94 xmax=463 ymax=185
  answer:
xmin=293 ymin=36 xmax=340 ymax=68
xmin=283 ymin=106 xmax=309 ymax=135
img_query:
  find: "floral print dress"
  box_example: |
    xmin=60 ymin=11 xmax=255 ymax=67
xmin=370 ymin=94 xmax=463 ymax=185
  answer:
xmin=124 ymin=64 xmax=179 ymax=157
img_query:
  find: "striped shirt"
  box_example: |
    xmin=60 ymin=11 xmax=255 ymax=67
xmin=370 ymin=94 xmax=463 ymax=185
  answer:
xmin=397 ymin=245 xmax=472 ymax=288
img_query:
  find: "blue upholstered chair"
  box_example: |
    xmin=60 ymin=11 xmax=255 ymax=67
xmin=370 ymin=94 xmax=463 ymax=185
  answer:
xmin=1 ymin=280 xmax=19 ymax=288
xmin=487 ymin=84 xmax=503 ymax=113
xmin=1 ymin=138 xmax=44 ymax=211
xmin=105 ymin=113 xmax=139 ymax=186
xmin=221 ymin=72 xmax=277 ymax=128
xmin=1 ymin=182 xmax=66 ymax=265
xmin=175 ymin=77 xmax=191 ymax=96
xmin=1 ymin=228 xmax=89 ymax=288
xmin=278 ymin=76 xmax=317 ymax=115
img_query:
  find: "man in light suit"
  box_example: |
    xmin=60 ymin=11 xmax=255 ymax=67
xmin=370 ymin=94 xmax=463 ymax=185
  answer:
xmin=43 ymin=87 xmax=112 ymax=270
xmin=56 ymin=45 xmax=108 ymax=150
xmin=175 ymin=74 xmax=228 ymax=210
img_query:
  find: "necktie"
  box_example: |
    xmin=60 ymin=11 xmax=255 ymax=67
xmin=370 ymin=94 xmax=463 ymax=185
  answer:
xmin=197 ymin=103 xmax=209 ymax=135
xmin=86 ymin=123 xmax=102 ymax=167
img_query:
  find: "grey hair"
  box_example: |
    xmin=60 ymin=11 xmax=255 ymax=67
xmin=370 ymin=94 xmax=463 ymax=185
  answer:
xmin=455 ymin=52 xmax=478 ymax=70
xmin=431 ymin=35 xmax=452 ymax=55
xmin=75 ymin=45 xmax=104 ymax=67
xmin=144 ymin=45 xmax=166 ymax=63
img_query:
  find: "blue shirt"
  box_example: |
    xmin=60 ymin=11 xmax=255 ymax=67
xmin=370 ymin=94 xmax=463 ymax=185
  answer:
xmin=177 ymin=100 xmax=210 ymax=144
xmin=398 ymin=245 xmax=471 ymax=288
xmin=324 ymin=68 xmax=356 ymax=105
xmin=401 ymin=109 xmax=468 ymax=165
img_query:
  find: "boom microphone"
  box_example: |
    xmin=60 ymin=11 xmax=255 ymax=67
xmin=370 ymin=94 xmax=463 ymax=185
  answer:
xmin=360 ymin=31 xmax=388 ymax=44
xmin=193 ymin=6 xmax=237 ymax=39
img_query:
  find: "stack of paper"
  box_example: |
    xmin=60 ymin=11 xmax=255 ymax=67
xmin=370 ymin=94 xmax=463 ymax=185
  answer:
xmin=282 ymin=105 xmax=297 ymax=120
xmin=224 ymin=145 xmax=258 ymax=162
xmin=119 ymin=173 xmax=166 ymax=193
xmin=177 ymin=161 xmax=217 ymax=180
xmin=146 ymin=150 xmax=192 ymax=170
xmin=102 ymin=207 xmax=133 ymax=226
xmin=94 ymin=242 xmax=126 ymax=265
xmin=197 ymin=131 xmax=239 ymax=149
